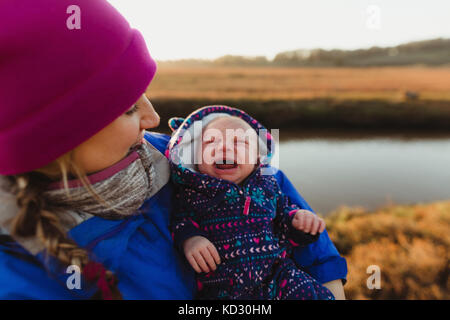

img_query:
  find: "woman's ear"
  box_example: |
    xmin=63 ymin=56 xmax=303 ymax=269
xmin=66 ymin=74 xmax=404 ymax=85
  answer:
xmin=168 ymin=117 xmax=185 ymax=132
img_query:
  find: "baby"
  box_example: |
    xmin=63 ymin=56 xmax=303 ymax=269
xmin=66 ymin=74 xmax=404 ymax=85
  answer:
xmin=168 ymin=105 xmax=334 ymax=300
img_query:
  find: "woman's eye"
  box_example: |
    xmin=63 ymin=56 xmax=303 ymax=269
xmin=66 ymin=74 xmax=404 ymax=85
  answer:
xmin=125 ymin=104 xmax=139 ymax=116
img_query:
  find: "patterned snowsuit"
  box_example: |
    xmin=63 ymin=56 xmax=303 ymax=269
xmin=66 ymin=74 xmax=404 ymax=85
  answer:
xmin=168 ymin=105 xmax=335 ymax=300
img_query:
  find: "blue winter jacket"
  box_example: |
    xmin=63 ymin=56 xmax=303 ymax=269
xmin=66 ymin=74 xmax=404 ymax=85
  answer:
xmin=0 ymin=132 xmax=347 ymax=299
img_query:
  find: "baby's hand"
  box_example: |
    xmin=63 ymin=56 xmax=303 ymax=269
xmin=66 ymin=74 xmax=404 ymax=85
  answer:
xmin=183 ymin=236 xmax=221 ymax=273
xmin=291 ymin=210 xmax=326 ymax=235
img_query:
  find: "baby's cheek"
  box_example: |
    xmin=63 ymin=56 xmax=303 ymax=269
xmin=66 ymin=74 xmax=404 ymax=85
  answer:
xmin=237 ymin=145 xmax=258 ymax=165
xmin=200 ymin=142 xmax=216 ymax=164
xmin=197 ymin=162 xmax=212 ymax=175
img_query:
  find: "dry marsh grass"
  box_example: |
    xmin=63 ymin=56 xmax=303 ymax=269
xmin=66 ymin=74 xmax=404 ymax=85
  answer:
xmin=148 ymin=66 xmax=450 ymax=101
xmin=325 ymin=201 xmax=450 ymax=299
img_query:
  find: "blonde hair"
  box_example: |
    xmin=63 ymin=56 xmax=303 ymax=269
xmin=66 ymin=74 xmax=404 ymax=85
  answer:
xmin=6 ymin=150 xmax=122 ymax=299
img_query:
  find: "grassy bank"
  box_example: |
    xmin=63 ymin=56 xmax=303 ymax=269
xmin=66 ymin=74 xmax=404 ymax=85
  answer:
xmin=325 ymin=201 xmax=450 ymax=299
xmin=151 ymin=98 xmax=450 ymax=132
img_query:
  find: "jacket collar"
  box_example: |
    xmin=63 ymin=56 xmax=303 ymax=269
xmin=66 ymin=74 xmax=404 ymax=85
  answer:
xmin=0 ymin=138 xmax=169 ymax=256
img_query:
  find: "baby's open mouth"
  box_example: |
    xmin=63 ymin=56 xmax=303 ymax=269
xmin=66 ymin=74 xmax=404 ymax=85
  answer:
xmin=215 ymin=159 xmax=238 ymax=170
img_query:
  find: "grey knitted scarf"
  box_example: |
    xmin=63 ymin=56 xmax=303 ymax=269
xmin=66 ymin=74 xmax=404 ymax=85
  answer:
xmin=42 ymin=140 xmax=169 ymax=219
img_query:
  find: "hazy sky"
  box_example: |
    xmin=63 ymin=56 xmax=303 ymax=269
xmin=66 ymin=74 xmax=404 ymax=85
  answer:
xmin=108 ymin=0 xmax=450 ymax=60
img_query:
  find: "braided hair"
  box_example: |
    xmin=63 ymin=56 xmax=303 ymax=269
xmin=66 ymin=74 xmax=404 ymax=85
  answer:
xmin=6 ymin=151 xmax=122 ymax=299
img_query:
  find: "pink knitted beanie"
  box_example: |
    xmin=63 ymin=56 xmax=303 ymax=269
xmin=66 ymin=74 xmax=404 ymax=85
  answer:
xmin=0 ymin=0 xmax=157 ymax=175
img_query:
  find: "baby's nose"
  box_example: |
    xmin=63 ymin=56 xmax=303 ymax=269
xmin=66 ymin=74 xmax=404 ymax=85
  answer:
xmin=219 ymin=140 xmax=234 ymax=152
xmin=215 ymin=140 xmax=235 ymax=158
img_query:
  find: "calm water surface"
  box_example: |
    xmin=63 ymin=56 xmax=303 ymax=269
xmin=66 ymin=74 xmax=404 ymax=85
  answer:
xmin=278 ymin=131 xmax=450 ymax=214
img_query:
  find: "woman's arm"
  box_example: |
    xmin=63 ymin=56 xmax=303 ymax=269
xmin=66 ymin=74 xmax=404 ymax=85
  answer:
xmin=274 ymin=168 xmax=348 ymax=294
xmin=323 ymin=279 xmax=346 ymax=300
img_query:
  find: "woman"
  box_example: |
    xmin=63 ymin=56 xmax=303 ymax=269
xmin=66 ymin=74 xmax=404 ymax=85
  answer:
xmin=0 ymin=0 xmax=346 ymax=299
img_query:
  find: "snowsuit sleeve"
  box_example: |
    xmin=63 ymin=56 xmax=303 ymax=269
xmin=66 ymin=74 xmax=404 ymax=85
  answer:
xmin=170 ymin=190 xmax=208 ymax=253
xmin=273 ymin=186 xmax=320 ymax=249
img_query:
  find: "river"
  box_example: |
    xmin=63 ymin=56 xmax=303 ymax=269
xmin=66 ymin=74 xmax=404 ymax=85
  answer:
xmin=277 ymin=130 xmax=450 ymax=215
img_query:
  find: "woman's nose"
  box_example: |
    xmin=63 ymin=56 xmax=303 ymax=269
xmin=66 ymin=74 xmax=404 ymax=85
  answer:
xmin=140 ymin=99 xmax=160 ymax=130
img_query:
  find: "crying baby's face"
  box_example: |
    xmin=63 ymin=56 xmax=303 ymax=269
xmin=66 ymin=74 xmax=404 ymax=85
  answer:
xmin=197 ymin=116 xmax=259 ymax=185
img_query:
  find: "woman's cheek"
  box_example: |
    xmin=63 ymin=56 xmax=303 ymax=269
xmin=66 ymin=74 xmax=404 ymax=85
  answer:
xmin=113 ymin=119 xmax=140 ymax=149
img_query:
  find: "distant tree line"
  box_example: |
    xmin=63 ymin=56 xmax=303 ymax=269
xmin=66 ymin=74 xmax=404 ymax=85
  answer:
xmin=158 ymin=38 xmax=450 ymax=67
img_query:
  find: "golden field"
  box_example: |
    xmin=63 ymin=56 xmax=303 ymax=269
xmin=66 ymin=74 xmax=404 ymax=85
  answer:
xmin=325 ymin=201 xmax=450 ymax=300
xmin=146 ymin=66 xmax=450 ymax=131
xmin=148 ymin=66 xmax=450 ymax=101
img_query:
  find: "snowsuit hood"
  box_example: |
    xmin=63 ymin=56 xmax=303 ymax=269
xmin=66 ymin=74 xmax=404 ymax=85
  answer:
xmin=167 ymin=105 xmax=277 ymax=194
